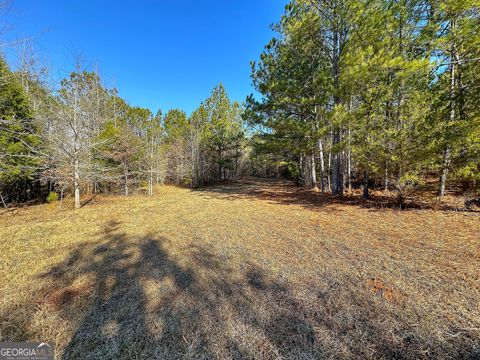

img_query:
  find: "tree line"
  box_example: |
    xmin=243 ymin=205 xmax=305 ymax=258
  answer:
xmin=246 ymin=0 xmax=479 ymax=202
xmin=0 ymin=52 xmax=245 ymax=208
xmin=1 ymin=0 xmax=479 ymax=209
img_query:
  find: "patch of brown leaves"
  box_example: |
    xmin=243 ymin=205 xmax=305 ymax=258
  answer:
xmin=367 ymin=278 xmax=405 ymax=304
xmin=44 ymin=282 xmax=93 ymax=310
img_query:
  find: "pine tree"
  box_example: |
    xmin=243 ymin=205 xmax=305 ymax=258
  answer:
xmin=0 ymin=57 xmax=41 ymax=204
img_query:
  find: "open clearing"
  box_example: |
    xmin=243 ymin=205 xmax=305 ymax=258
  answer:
xmin=0 ymin=179 xmax=479 ymax=359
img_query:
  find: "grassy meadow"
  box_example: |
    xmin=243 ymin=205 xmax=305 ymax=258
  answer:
xmin=0 ymin=179 xmax=479 ymax=359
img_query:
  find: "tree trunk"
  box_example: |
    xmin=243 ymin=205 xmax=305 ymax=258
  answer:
xmin=362 ymin=171 xmax=369 ymax=199
xmin=439 ymin=147 xmax=451 ymax=198
xmin=384 ymin=165 xmax=389 ymax=192
xmin=124 ymin=166 xmax=129 ymax=196
xmin=0 ymin=192 xmax=7 ymax=209
xmin=310 ymin=155 xmax=319 ymax=191
xmin=191 ymin=132 xmax=197 ymax=188
xmin=331 ymin=13 xmax=343 ymax=196
xmin=74 ymin=157 xmax=81 ymax=209
xmin=347 ymin=124 xmax=352 ymax=190
xmin=331 ymin=130 xmax=343 ymax=196
xmin=149 ymin=166 xmax=153 ymax=196
xmin=439 ymin=33 xmax=457 ymax=198
xmin=327 ymin=150 xmax=332 ymax=192
xmin=299 ymin=154 xmax=305 ymax=186
xmin=318 ymin=139 xmax=326 ymax=192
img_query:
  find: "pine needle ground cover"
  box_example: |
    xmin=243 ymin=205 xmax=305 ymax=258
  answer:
xmin=0 ymin=180 xmax=478 ymax=359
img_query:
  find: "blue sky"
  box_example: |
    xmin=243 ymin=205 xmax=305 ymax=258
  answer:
xmin=3 ymin=0 xmax=287 ymax=114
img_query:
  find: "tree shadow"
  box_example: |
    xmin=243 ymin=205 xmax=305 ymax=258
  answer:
xmin=193 ymin=178 xmax=341 ymax=211
xmin=193 ymin=178 xmax=475 ymax=212
xmin=36 ymin=221 xmax=199 ymax=359
xmin=79 ymin=194 xmax=98 ymax=208
xmin=2 ymin=219 xmax=477 ymax=359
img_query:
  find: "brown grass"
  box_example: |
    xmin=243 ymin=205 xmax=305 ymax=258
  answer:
xmin=0 ymin=179 xmax=479 ymax=359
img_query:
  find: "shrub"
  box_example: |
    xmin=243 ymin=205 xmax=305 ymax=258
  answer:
xmin=46 ymin=192 xmax=59 ymax=203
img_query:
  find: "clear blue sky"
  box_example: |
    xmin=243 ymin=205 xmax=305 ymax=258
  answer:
xmin=3 ymin=0 xmax=287 ymax=114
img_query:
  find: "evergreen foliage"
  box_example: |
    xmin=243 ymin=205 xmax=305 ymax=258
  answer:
xmin=247 ymin=0 xmax=480 ymax=199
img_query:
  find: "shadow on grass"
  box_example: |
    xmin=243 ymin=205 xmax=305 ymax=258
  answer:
xmin=1 ymin=220 xmax=478 ymax=359
xmin=79 ymin=194 xmax=98 ymax=208
xmin=193 ymin=178 xmax=473 ymax=212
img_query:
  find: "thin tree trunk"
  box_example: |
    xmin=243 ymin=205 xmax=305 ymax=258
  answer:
xmin=331 ymin=14 xmax=343 ymax=196
xmin=384 ymin=165 xmax=389 ymax=192
xmin=439 ymin=147 xmax=451 ymax=198
xmin=191 ymin=131 xmax=196 ymax=188
xmin=440 ymin=33 xmax=457 ymax=198
xmin=73 ymin=84 xmax=80 ymax=209
xmin=299 ymin=154 xmax=304 ymax=186
xmin=74 ymin=157 xmax=81 ymax=209
xmin=362 ymin=171 xmax=369 ymax=199
xmin=318 ymin=139 xmax=325 ymax=192
xmin=311 ymin=155 xmax=319 ymax=191
xmin=0 ymin=192 xmax=7 ymax=209
xmin=149 ymin=166 xmax=153 ymax=196
xmin=332 ymin=131 xmax=343 ymax=196
xmin=347 ymin=123 xmax=352 ymax=190
xmin=327 ymin=150 xmax=332 ymax=192
xmin=124 ymin=166 xmax=129 ymax=196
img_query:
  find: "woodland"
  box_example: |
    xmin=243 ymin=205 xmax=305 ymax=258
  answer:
xmin=1 ymin=0 xmax=479 ymax=209
xmin=0 ymin=1 xmax=479 ymax=359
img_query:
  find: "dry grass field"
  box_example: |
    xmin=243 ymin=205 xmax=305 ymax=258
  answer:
xmin=0 ymin=179 xmax=479 ymax=359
